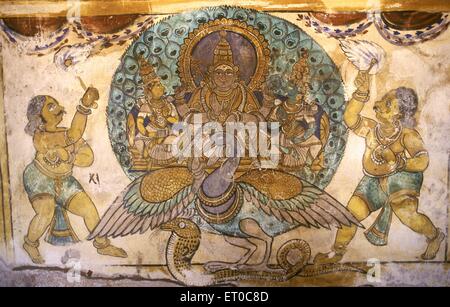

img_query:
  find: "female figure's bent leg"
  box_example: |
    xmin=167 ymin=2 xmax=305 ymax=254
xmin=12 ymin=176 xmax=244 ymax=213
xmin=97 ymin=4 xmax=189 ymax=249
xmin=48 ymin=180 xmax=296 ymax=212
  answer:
xmin=66 ymin=192 xmax=127 ymax=258
xmin=24 ymin=195 xmax=56 ymax=264
xmin=314 ymin=195 xmax=371 ymax=264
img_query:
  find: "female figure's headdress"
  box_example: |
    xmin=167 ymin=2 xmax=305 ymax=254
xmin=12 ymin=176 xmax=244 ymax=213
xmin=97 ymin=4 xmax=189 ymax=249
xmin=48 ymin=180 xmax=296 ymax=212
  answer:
xmin=137 ymin=55 xmax=159 ymax=86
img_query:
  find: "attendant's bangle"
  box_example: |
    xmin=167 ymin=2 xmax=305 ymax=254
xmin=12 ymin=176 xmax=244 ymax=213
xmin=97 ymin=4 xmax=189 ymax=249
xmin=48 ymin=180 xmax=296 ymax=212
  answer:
xmin=352 ymin=90 xmax=370 ymax=103
xmin=355 ymin=89 xmax=369 ymax=95
xmin=77 ymin=104 xmax=92 ymax=115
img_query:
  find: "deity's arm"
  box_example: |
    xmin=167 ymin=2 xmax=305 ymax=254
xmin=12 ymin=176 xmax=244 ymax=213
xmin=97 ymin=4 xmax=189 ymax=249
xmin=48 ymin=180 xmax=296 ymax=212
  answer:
xmin=242 ymin=91 xmax=265 ymax=122
xmin=175 ymin=103 xmax=190 ymax=119
xmin=187 ymin=88 xmax=205 ymax=110
xmin=173 ymin=93 xmax=190 ymax=119
xmin=180 ymin=88 xmax=210 ymax=123
xmin=136 ymin=105 xmax=156 ymax=137
xmin=245 ymin=91 xmax=260 ymax=112
xmin=136 ymin=117 xmax=149 ymax=136
xmin=402 ymin=128 xmax=429 ymax=172
xmin=167 ymin=103 xmax=180 ymax=124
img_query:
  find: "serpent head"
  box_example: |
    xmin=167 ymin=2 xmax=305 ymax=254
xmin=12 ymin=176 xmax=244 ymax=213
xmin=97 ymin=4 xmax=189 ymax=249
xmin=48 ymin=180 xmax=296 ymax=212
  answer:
xmin=160 ymin=218 xmax=201 ymax=239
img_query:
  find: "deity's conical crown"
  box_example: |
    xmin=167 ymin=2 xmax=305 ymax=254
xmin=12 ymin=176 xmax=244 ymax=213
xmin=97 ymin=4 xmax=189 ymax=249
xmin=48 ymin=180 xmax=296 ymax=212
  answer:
xmin=213 ymin=31 xmax=234 ymax=67
xmin=137 ymin=55 xmax=158 ymax=84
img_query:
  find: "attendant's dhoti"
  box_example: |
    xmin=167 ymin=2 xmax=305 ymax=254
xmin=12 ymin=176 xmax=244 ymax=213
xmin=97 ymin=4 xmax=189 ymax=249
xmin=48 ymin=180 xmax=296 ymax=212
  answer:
xmin=354 ymin=171 xmax=423 ymax=246
xmin=23 ymin=161 xmax=82 ymax=246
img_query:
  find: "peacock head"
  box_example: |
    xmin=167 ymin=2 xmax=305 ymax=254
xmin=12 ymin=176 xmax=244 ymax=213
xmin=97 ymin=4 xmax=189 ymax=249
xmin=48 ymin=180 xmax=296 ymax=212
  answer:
xmin=160 ymin=218 xmax=200 ymax=238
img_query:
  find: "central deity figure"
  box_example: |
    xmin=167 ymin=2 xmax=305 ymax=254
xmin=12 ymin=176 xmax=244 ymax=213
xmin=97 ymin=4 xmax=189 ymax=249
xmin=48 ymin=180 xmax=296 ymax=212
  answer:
xmin=176 ymin=31 xmax=267 ymax=124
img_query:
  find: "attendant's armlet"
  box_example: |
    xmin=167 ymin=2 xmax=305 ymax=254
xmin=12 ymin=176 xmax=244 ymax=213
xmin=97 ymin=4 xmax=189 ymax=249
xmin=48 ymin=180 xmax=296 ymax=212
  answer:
xmin=402 ymin=129 xmax=429 ymax=172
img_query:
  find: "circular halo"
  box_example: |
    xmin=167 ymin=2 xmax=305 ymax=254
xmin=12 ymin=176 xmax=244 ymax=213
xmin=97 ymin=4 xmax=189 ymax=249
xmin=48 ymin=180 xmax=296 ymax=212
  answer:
xmin=178 ymin=18 xmax=270 ymax=91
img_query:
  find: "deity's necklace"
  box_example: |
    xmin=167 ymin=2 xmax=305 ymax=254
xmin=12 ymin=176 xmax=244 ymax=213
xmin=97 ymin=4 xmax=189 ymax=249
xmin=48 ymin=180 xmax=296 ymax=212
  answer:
xmin=211 ymin=87 xmax=238 ymax=122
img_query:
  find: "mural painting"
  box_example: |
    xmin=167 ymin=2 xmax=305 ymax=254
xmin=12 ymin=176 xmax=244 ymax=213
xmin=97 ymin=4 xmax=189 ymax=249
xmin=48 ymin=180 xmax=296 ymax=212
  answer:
xmin=0 ymin=2 xmax=449 ymax=287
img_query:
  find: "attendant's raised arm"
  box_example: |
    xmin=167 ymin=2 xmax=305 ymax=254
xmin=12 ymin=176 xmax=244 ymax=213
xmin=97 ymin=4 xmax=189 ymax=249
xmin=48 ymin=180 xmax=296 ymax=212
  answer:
xmin=66 ymin=87 xmax=99 ymax=145
xmin=344 ymin=69 xmax=376 ymax=137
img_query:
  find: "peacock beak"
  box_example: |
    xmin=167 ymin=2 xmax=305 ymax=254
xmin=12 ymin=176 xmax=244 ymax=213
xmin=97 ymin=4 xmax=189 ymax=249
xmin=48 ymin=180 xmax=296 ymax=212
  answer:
xmin=160 ymin=222 xmax=174 ymax=231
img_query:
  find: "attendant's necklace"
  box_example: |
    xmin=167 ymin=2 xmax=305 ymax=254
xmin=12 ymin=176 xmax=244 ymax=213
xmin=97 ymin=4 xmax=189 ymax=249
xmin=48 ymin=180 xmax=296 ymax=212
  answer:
xmin=370 ymin=120 xmax=402 ymax=165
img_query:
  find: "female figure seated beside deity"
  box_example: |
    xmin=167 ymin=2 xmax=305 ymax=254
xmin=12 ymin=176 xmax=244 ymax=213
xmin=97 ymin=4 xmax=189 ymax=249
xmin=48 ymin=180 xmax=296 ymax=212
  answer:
xmin=270 ymin=94 xmax=322 ymax=169
xmin=131 ymin=56 xmax=179 ymax=167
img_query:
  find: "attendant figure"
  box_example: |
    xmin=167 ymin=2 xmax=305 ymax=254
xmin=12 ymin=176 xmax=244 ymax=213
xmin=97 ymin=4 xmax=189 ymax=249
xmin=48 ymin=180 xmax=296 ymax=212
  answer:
xmin=23 ymin=90 xmax=127 ymax=264
xmin=314 ymin=69 xmax=444 ymax=264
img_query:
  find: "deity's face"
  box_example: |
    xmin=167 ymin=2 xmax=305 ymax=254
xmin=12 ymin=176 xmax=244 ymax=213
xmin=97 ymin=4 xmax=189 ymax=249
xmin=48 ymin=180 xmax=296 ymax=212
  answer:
xmin=41 ymin=96 xmax=65 ymax=128
xmin=373 ymin=90 xmax=400 ymax=124
xmin=212 ymin=64 xmax=237 ymax=91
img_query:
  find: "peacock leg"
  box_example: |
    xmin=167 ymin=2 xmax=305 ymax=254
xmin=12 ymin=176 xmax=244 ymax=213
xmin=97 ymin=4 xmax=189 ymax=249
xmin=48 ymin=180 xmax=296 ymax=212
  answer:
xmin=204 ymin=236 xmax=257 ymax=273
xmin=236 ymin=218 xmax=285 ymax=273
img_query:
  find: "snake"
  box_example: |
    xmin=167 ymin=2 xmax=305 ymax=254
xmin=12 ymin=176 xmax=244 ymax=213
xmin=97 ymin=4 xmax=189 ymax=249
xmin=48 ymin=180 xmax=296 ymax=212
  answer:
xmin=161 ymin=218 xmax=367 ymax=286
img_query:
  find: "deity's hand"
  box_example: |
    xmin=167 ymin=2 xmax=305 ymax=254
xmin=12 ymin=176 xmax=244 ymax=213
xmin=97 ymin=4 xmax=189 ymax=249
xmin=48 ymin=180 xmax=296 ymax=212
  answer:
xmin=156 ymin=128 xmax=170 ymax=138
xmin=225 ymin=111 xmax=242 ymax=123
xmin=81 ymin=87 xmax=100 ymax=109
xmin=174 ymin=84 xmax=188 ymax=102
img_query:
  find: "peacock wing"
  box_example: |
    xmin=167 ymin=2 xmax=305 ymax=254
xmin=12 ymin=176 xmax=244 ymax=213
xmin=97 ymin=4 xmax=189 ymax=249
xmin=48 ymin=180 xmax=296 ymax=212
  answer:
xmin=88 ymin=167 xmax=197 ymax=239
xmin=238 ymin=169 xmax=362 ymax=229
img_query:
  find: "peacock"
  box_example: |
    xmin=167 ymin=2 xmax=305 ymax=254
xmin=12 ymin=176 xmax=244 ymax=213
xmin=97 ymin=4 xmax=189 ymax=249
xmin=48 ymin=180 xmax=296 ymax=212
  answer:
xmin=89 ymin=140 xmax=362 ymax=273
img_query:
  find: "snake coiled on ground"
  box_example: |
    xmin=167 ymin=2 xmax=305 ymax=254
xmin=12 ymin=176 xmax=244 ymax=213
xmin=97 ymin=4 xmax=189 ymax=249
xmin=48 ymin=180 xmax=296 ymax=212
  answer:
xmin=161 ymin=218 xmax=366 ymax=286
